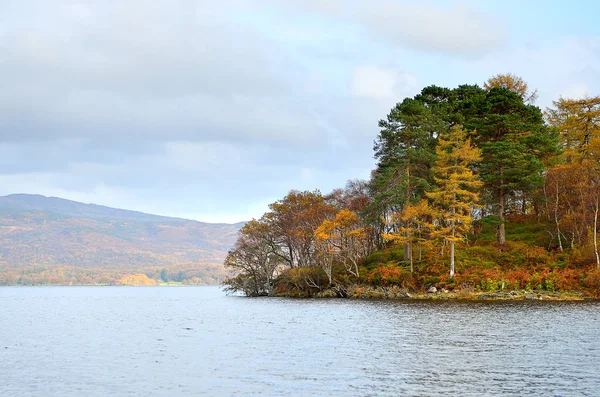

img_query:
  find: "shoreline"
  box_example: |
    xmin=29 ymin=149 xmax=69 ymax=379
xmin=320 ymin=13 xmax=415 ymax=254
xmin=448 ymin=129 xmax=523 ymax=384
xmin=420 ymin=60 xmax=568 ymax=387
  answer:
xmin=308 ymin=285 xmax=598 ymax=301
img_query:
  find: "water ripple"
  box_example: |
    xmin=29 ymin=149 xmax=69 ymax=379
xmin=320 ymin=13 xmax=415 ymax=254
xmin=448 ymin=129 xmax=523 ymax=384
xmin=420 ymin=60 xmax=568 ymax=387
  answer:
xmin=1 ymin=287 xmax=599 ymax=396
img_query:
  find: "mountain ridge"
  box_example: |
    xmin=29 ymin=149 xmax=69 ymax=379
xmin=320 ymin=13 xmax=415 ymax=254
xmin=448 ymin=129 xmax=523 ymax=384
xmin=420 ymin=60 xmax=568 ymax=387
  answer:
xmin=0 ymin=194 xmax=244 ymax=285
xmin=0 ymin=194 xmax=245 ymax=225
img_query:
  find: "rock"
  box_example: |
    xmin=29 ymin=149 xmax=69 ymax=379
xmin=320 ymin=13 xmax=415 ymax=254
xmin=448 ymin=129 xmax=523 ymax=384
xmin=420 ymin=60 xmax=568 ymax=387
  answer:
xmin=317 ymin=288 xmax=338 ymax=298
xmin=441 ymin=288 xmax=448 ymax=293
xmin=428 ymin=286 xmax=437 ymax=293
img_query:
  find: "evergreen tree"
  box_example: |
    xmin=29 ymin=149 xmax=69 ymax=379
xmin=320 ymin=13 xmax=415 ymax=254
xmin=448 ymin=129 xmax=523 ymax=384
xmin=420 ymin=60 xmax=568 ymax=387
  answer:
xmin=467 ymin=87 xmax=558 ymax=245
xmin=371 ymin=94 xmax=440 ymax=261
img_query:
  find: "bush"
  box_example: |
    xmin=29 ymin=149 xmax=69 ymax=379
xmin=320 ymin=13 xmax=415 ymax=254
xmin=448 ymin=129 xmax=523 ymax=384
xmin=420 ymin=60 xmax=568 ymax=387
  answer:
xmin=584 ymin=269 xmax=600 ymax=289
xmin=365 ymin=264 xmax=414 ymax=288
xmin=504 ymin=269 xmax=532 ymax=289
xmin=274 ymin=266 xmax=328 ymax=297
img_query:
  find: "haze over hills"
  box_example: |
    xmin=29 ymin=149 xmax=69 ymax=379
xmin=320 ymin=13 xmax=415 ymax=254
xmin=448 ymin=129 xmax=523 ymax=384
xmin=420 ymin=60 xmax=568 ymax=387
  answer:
xmin=0 ymin=194 xmax=244 ymax=285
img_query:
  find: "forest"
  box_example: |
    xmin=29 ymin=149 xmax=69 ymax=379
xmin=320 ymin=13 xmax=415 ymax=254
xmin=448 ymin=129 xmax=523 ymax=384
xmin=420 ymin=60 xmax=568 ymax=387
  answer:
xmin=223 ymin=74 xmax=600 ymax=299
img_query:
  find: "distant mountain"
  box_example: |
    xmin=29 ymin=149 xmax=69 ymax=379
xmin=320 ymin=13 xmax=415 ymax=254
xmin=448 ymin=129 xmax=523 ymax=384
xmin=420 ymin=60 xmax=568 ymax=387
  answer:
xmin=0 ymin=194 xmax=244 ymax=285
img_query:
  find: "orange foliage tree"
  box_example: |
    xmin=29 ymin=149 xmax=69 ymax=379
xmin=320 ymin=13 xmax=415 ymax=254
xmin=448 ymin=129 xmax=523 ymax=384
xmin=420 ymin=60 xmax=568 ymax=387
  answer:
xmin=315 ymin=209 xmax=372 ymax=281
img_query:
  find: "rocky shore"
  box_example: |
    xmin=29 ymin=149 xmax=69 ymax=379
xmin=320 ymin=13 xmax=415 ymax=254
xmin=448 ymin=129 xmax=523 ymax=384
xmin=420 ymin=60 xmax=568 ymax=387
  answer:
xmin=312 ymin=285 xmax=592 ymax=301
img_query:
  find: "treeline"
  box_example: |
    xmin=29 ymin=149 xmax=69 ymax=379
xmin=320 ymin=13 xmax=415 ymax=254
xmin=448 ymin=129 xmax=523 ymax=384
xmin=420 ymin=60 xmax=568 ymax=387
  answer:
xmin=0 ymin=262 xmax=227 ymax=286
xmin=224 ymin=74 xmax=600 ymax=297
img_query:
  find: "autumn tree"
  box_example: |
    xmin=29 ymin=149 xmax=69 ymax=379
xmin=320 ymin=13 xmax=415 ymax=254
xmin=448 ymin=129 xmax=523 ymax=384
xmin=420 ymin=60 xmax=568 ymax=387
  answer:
xmin=315 ymin=209 xmax=371 ymax=280
xmin=266 ymin=190 xmax=337 ymax=268
xmin=383 ymin=200 xmax=433 ymax=273
xmin=484 ymin=73 xmax=538 ymax=104
xmin=546 ymin=96 xmax=600 ymax=268
xmin=118 ymin=274 xmax=157 ymax=286
xmin=427 ymin=126 xmax=483 ymax=277
xmin=546 ymin=96 xmax=600 ymax=162
xmin=223 ymin=218 xmax=283 ymax=296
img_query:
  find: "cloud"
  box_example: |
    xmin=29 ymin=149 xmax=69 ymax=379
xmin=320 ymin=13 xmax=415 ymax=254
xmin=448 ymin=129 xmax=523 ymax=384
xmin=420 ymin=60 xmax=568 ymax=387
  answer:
xmin=453 ymin=37 xmax=600 ymax=109
xmin=352 ymin=66 xmax=398 ymax=99
xmin=287 ymin=0 xmax=345 ymax=16
xmin=356 ymin=2 xmax=506 ymax=57
xmin=0 ymin=0 xmax=295 ymax=145
xmin=351 ymin=66 xmax=417 ymax=100
xmin=1 ymin=0 xmax=596 ymax=224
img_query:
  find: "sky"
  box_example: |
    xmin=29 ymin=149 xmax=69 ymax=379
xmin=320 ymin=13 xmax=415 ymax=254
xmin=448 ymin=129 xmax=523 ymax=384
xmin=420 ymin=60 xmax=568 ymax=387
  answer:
xmin=1 ymin=0 xmax=599 ymax=223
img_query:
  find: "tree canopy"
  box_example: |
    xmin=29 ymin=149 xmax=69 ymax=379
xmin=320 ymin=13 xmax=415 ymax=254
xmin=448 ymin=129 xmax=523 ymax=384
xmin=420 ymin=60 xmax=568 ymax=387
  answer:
xmin=223 ymin=76 xmax=600 ymax=299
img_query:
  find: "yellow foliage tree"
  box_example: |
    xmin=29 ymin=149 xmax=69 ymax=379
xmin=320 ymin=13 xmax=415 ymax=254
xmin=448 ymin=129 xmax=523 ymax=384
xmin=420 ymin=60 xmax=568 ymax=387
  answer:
xmin=118 ymin=273 xmax=157 ymax=286
xmin=546 ymin=96 xmax=600 ymax=163
xmin=547 ymin=96 xmax=600 ymax=268
xmin=427 ymin=125 xmax=483 ymax=278
xmin=484 ymin=73 xmax=538 ymax=104
xmin=315 ymin=209 xmax=371 ymax=281
xmin=383 ymin=199 xmax=433 ymax=273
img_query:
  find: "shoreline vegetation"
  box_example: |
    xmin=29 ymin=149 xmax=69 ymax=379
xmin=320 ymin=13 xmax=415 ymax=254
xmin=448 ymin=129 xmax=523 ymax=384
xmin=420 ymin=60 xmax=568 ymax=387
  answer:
xmin=0 ymin=263 xmax=226 ymax=286
xmin=222 ymin=75 xmax=600 ymax=301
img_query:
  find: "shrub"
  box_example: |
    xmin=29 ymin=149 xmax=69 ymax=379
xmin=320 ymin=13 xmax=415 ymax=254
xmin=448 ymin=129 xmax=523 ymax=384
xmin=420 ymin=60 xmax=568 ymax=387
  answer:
xmin=584 ymin=269 xmax=600 ymax=289
xmin=543 ymin=271 xmax=559 ymax=291
xmin=365 ymin=264 xmax=414 ymax=288
xmin=504 ymin=269 xmax=532 ymax=290
xmin=274 ymin=266 xmax=328 ymax=297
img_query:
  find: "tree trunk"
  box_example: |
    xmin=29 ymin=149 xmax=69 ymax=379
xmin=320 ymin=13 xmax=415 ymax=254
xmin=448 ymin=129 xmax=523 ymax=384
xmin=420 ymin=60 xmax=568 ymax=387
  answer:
xmin=409 ymin=242 xmax=414 ymax=273
xmin=324 ymin=263 xmax=333 ymax=286
xmin=450 ymin=212 xmax=456 ymax=278
xmin=594 ymin=197 xmax=599 ymax=270
xmin=554 ymin=182 xmax=563 ymax=252
xmin=449 ymin=240 xmax=455 ymax=278
xmin=405 ymin=148 xmax=412 ymax=266
xmin=498 ymin=190 xmax=506 ymax=245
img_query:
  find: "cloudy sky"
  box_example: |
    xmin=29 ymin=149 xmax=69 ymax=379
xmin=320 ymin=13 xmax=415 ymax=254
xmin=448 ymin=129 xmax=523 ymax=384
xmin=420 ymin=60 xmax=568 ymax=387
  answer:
xmin=1 ymin=0 xmax=599 ymax=223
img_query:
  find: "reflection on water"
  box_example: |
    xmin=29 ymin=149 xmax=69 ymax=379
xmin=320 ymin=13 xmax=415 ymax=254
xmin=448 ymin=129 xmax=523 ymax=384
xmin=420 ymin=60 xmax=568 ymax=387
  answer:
xmin=1 ymin=286 xmax=599 ymax=396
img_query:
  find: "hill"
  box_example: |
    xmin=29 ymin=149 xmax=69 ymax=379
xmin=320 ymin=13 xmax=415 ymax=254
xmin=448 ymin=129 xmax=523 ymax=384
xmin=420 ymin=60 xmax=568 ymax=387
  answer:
xmin=0 ymin=194 xmax=244 ymax=285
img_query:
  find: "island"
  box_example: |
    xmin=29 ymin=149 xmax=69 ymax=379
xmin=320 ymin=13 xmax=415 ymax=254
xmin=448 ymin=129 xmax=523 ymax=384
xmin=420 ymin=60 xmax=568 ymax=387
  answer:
xmin=223 ymin=75 xmax=600 ymax=301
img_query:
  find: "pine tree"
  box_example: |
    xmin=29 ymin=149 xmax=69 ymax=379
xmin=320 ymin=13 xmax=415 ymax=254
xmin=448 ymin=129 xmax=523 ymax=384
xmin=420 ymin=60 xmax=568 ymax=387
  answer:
xmin=427 ymin=125 xmax=483 ymax=278
xmin=467 ymin=87 xmax=557 ymax=245
xmin=372 ymin=95 xmax=440 ymax=262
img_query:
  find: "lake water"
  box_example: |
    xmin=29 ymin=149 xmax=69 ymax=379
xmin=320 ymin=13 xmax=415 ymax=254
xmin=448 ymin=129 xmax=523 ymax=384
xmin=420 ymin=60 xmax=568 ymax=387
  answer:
xmin=1 ymin=286 xmax=599 ymax=396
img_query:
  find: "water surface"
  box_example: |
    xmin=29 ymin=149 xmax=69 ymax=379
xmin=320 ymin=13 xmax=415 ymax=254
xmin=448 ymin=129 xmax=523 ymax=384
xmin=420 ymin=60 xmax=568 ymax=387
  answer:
xmin=1 ymin=286 xmax=599 ymax=396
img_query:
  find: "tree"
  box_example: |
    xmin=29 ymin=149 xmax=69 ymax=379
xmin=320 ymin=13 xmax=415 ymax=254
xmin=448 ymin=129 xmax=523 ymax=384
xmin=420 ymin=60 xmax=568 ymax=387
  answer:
xmin=484 ymin=73 xmax=538 ymax=104
xmin=266 ymin=190 xmax=337 ymax=268
xmin=223 ymin=218 xmax=283 ymax=296
xmin=160 ymin=268 xmax=168 ymax=283
xmin=427 ymin=125 xmax=483 ymax=277
xmin=546 ymin=96 xmax=600 ymax=162
xmin=546 ymin=96 xmax=600 ymax=268
xmin=372 ymin=94 xmax=440 ymax=261
xmin=315 ymin=209 xmax=371 ymax=280
xmin=383 ymin=199 xmax=433 ymax=273
xmin=467 ymin=87 xmax=558 ymax=245
xmin=118 ymin=274 xmax=157 ymax=286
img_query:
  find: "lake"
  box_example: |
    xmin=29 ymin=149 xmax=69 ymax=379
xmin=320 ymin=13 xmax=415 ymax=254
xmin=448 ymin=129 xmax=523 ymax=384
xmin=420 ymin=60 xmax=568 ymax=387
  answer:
xmin=1 ymin=286 xmax=599 ymax=396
